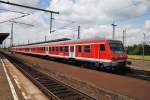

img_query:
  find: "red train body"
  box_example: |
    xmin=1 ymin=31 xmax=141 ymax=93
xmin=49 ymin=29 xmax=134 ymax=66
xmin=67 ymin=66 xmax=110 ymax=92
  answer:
xmin=10 ymin=39 xmax=128 ymax=68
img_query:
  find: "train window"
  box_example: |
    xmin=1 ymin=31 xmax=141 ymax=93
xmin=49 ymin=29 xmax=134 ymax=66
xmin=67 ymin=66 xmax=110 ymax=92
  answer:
xmin=52 ymin=47 xmax=55 ymax=51
xmin=64 ymin=46 xmax=68 ymax=52
xmin=78 ymin=46 xmax=82 ymax=52
xmin=70 ymin=46 xmax=74 ymax=52
xmin=60 ymin=47 xmax=63 ymax=51
xmin=84 ymin=45 xmax=90 ymax=53
xmin=100 ymin=44 xmax=105 ymax=51
xmin=45 ymin=47 xmax=48 ymax=51
xmin=49 ymin=47 xmax=51 ymax=51
xmin=56 ymin=47 xmax=58 ymax=51
xmin=44 ymin=47 xmax=47 ymax=51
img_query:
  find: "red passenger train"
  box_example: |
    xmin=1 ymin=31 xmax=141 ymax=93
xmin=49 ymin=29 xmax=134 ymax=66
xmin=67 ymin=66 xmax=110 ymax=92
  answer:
xmin=10 ymin=38 xmax=128 ymax=69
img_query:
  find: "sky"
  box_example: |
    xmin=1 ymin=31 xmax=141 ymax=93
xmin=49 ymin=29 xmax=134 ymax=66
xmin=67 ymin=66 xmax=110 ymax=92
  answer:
xmin=0 ymin=0 xmax=150 ymax=47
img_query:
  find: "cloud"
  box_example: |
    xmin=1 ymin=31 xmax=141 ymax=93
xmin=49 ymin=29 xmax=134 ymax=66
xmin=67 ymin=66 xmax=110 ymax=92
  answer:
xmin=49 ymin=0 xmax=150 ymax=45
xmin=144 ymin=20 xmax=150 ymax=30
xmin=0 ymin=0 xmax=150 ymax=46
xmin=50 ymin=0 xmax=150 ymax=24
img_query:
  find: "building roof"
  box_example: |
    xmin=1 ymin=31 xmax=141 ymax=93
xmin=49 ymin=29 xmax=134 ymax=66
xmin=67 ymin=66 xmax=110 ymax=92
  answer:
xmin=0 ymin=33 xmax=9 ymax=44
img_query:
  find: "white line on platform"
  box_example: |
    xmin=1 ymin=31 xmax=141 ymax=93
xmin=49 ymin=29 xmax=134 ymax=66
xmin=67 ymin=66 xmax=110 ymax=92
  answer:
xmin=1 ymin=58 xmax=19 ymax=100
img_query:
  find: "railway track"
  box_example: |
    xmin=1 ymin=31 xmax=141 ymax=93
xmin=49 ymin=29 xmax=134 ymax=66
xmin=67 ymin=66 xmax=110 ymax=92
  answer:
xmin=92 ymin=65 xmax=150 ymax=81
xmin=12 ymin=53 xmax=150 ymax=81
xmin=42 ymin=55 xmax=150 ymax=81
xmin=125 ymin=68 xmax=150 ymax=81
xmin=1 ymin=53 xmax=95 ymax=100
xmin=50 ymin=57 xmax=150 ymax=81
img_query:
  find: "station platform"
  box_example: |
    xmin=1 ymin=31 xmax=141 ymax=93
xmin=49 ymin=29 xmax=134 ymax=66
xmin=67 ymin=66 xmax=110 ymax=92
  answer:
xmin=0 ymin=57 xmax=24 ymax=100
xmin=0 ymin=56 xmax=48 ymax=100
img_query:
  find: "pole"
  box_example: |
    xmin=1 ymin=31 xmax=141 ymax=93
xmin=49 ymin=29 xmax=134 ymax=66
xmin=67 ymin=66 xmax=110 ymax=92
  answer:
xmin=78 ymin=26 xmax=80 ymax=39
xmin=123 ymin=30 xmax=125 ymax=47
xmin=111 ymin=23 xmax=117 ymax=40
xmin=143 ymin=33 xmax=145 ymax=60
xmin=50 ymin=13 xmax=53 ymax=34
xmin=28 ymin=40 xmax=29 ymax=44
xmin=45 ymin=35 xmax=47 ymax=41
xmin=10 ymin=23 xmax=14 ymax=47
xmin=124 ymin=29 xmax=126 ymax=48
xmin=4 ymin=40 xmax=6 ymax=48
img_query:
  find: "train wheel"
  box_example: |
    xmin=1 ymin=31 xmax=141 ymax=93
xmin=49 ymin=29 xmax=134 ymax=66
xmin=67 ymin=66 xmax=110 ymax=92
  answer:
xmin=94 ymin=62 xmax=103 ymax=70
xmin=98 ymin=63 xmax=104 ymax=70
xmin=81 ymin=62 xmax=92 ymax=68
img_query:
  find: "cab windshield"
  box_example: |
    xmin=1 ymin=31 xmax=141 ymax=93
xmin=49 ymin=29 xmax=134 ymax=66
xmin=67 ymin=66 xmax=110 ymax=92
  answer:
xmin=109 ymin=41 xmax=125 ymax=54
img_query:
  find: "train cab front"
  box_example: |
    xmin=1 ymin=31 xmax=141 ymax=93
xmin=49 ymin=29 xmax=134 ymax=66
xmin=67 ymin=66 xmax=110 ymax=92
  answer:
xmin=109 ymin=40 xmax=128 ymax=67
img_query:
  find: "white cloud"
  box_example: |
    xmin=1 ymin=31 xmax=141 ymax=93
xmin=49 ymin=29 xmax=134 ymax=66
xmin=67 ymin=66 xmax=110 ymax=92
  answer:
xmin=50 ymin=0 xmax=150 ymax=24
xmin=144 ymin=20 xmax=150 ymax=30
xmin=49 ymin=0 xmax=150 ymax=45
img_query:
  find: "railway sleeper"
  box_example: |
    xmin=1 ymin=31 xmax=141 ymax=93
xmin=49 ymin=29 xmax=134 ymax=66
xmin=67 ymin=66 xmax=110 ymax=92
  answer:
xmin=37 ymin=79 xmax=54 ymax=83
xmin=32 ymin=74 xmax=42 ymax=78
xmin=57 ymin=93 xmax=78 ymax=100
xmin=52 ymin=89 xmax=71 ymax=94
xmin=57 ymin=92 xmax=80 ymax=99
xmin=48 ymin=87 xmax=67 ymax=92
xmin=48 ymin=86 xmax=66 ymax=90
xmin=36 ymin=77 xmax=52 ymax=81
xmin=45 ymin=84 xmax=63 ymax=88
xmin=40 ymin=82 xmax=59 ymax=86
xmin=39 ymin=82 xmax=60 ymax=87
xmin=61 ymin=95 xmax=85 ymax=100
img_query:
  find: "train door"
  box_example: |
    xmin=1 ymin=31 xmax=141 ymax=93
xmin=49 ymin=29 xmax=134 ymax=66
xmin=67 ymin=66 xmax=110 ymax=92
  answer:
xmin=99 ymin=44 xmax=106 ymax=59
xmin=45 ymin=47 xmax=49 ymax=55
xmin=69 ymin=46 xmax=75 ymax=58
xmin=29 ymin=48 xmax=31 ymax=53
xmin=93 ymin=44 xmax=99 ymax=58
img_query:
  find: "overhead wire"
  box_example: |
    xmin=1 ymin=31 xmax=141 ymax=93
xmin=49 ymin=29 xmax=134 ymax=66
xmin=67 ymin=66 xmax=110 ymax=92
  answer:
xmin=0 ymin=8 xmax=30 ymax=14
xmin=0 ymin=13 xmax=31 ymax=24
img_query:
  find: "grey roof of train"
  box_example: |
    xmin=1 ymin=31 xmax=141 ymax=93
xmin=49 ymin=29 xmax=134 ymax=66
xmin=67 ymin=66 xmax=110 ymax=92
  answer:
xmin=13 ymin=37 xmax=121 ymax=48
xmin=23 ymin=38 xmax=106 ymax=46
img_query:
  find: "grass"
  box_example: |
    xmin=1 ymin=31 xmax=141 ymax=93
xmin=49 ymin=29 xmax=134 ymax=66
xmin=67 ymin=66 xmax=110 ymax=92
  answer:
xmin=128 ymin=55 xmax=150 ymax=60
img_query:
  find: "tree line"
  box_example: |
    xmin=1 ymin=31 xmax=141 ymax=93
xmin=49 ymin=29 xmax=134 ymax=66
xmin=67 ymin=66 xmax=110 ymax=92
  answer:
xmin=126 ymin=44 xmax=150 ymax=55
